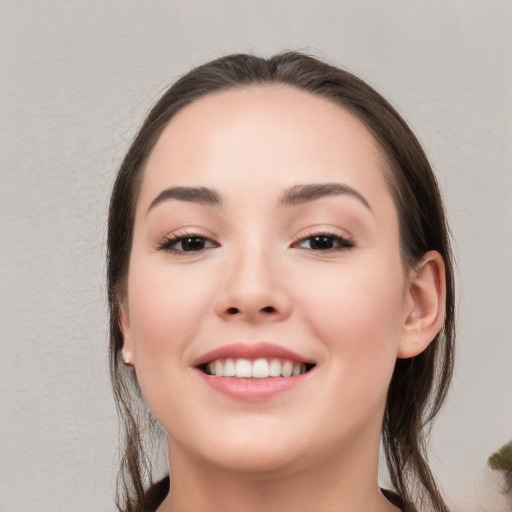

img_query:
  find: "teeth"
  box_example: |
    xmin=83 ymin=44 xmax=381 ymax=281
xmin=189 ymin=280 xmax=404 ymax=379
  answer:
xmin=269 ymin=359 xmax=281 ymax=377
xmin=204 ymin=358 xmax=309 ymax=378
xmin=292 ymin=363 xmax=302 ymax=376
xmin=224 ymin=358 xmax=235 ymax=377
xmin=253 ymin=358 xmax=269 ymax=378
xmin=235 ymin=359 xmax=252 ymax=378
xmin=281 ymin=361 xmax=293 ymax=377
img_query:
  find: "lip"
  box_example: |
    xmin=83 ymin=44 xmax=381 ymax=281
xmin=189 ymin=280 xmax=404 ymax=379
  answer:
xmin=196 ymin=372 xmax=311 ymax=401
xmin=192 ymin=342 xmax=315 ymax=401
xmin=192 ymin=342 xmax=313 ymax=367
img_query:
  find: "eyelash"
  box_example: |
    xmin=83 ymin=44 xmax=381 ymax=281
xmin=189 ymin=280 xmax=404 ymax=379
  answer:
xmin=292 ymin=232 xmax=355 ymax=252
xmin=157 ymin=233 xmax=219 ymax=254
xmin=157 ymin=231 xmax=354 ymax=254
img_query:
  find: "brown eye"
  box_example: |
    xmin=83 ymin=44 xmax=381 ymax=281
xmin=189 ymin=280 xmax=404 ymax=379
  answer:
xmin=180 ymin=236 xmax=208 ymax=251
xmin=297 ymin=234 xmax=354 ymax=251
xmin=159 ymin=235 xmax=218 ymax=253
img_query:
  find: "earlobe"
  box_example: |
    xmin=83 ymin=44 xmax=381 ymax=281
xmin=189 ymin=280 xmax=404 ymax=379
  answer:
xmin=398 ymin=251 xmax=446 ymax=359
xmin=119 ymin=300 xmax=135 ymax=366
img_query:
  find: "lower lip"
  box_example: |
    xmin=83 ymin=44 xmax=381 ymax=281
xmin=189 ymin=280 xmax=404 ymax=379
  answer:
xmin=197 ymin=371 xmax=310 ymax=400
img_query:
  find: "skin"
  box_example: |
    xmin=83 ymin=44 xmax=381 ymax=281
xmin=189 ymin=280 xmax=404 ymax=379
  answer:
xmin=120 ymin=85 xmax=445 ymax=512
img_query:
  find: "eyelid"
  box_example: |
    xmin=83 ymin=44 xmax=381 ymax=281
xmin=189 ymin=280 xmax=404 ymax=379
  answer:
xmin=291 ymin=230 xmax=355 ymax=251
xmin=156 ymin=231 xmax=220 ymax=253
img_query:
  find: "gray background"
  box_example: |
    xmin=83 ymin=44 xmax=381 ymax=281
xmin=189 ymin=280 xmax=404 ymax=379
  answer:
xmin=1 ymin=1 xmax=511 ymax=511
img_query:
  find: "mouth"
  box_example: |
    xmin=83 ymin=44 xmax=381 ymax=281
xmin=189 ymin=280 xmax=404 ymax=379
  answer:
xmin=194 ymin=343 xmax=315 ymax=400
xmin=193 ymin=342 xmax=316 ymax=382
xmin=199 ymin=357 xmax=315 ymax=378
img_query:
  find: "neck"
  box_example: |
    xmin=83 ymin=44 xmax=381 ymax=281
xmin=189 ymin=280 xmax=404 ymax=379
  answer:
xmin=158 ymin=436 xmax=400 ymax=512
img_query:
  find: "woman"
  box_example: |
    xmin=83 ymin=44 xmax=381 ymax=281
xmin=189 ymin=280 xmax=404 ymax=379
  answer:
xmin=107 ymin=52 xmax=455 ymax=512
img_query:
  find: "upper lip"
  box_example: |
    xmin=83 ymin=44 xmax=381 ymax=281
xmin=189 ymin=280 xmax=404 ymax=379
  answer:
xmin=192 ymin=342 xmax=314 ymax=367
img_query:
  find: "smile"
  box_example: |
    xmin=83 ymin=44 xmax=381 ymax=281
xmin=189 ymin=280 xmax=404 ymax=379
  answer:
xmin=203 ymin=358 xmax=312 ymax=378
xmin=193 ymin=342 xmax=316 ymax=399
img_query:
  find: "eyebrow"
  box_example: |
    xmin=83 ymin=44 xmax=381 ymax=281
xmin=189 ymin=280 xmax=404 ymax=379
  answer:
xmin=279 ymin=183 xmax=372 ymax=211
xmin=146 ymin=182 xmax=371 ymax=214
xmin=147 ymin=186 xmax=223 ymax=214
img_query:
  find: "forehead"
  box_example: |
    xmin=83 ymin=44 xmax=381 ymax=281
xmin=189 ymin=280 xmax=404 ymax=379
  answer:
xmin=140 ymin=84 xmax=391 ymax=207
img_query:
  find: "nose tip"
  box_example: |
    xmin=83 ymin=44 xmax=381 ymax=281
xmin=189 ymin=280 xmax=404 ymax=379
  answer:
xmin=214 ymin=247 xmax=292 ymax=323
xmin=215 ymin=277 xmax=291 ymax=323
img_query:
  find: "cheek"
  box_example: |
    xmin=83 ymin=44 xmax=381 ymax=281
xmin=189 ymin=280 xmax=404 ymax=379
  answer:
xmin=125 ymin=262 xmax=218 ymax=424
xmin=126 ymin=261 xmax=213 ymax=374
xmin=295 ymin=262 xmax=404 ymax=386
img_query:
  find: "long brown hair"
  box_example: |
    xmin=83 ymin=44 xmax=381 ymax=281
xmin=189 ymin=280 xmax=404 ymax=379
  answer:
xmin=107 ymin=52 xmax=455 ymax=512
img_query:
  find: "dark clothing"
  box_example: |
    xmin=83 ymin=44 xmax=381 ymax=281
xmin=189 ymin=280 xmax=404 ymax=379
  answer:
xmin=381 ymin=487 xmax=418 ymax=512
xmin=142 ymin=476 xmax=170 ymax=512
xmin=142 ymin=476 xmax=417 ymax=512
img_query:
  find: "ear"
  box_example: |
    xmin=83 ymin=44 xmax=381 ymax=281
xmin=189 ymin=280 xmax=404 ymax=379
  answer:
xmin=398 ymin=251 xmax=446 ymax=359
xmin=119 ymin=300 xmax=135 ymax=366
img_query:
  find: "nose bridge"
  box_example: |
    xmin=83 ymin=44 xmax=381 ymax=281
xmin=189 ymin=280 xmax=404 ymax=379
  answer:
xmin=231 ymin=236 xmax=273 ymax=287
xmin=215 ymin=233 xmax=290 ymax=321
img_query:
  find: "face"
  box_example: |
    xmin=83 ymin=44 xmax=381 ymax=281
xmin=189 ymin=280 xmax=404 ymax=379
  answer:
xmin=121 ymin=86 xmax=415 ymax=477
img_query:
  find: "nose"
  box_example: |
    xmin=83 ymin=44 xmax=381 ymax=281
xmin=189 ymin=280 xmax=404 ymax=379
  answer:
xmin=214 ymin=246 xmax=292 ymax=323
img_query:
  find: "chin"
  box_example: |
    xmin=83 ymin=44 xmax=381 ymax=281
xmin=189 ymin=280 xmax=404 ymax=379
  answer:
xmin=203 ymin=441 xmax=306 ymax=477
xmin=170 ymin=417 xmax=313 ymax=477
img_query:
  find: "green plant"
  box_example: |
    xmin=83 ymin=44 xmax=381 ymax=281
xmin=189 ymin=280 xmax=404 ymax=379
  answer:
xmin=489 ymin=441 xmax=512 ymax=494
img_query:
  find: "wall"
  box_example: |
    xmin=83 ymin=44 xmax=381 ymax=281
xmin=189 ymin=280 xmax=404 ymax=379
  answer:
xmin=1 ymin=1 xmax=511 ymax=510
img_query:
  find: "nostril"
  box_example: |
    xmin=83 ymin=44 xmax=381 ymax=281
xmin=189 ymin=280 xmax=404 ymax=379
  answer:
xmin=223 ymin=305 xmax=278 ymax=316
